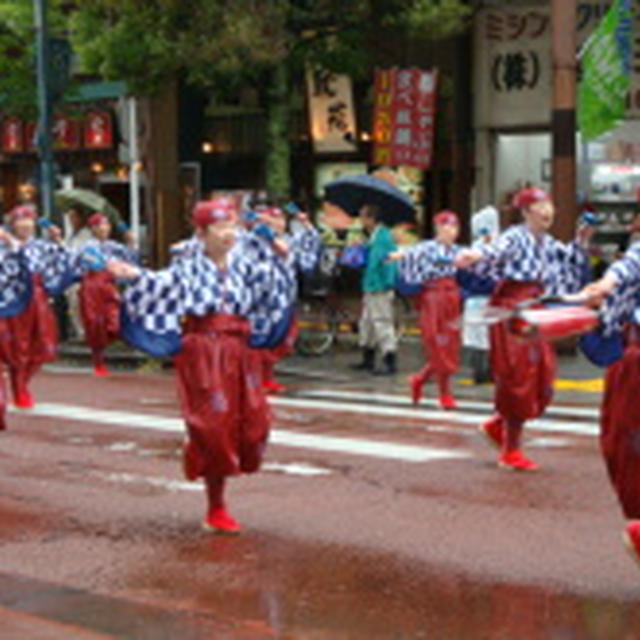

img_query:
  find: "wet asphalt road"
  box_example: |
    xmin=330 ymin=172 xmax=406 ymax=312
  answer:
xmin=1 ymin=359 xmax=640 ymax=640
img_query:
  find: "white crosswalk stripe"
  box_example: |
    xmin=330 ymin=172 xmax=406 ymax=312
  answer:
xmin=270 ymin=396 xmax=600 ymax=437
xmin=9 ymin=403 xmax=471 ymax=464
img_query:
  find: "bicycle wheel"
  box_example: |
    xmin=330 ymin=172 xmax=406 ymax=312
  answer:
xmin=295 ymin=298 xmax=337 ymax=356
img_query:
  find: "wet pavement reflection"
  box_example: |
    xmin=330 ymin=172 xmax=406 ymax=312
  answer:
xmin=120 ymin=533 xmax=640 ymax=640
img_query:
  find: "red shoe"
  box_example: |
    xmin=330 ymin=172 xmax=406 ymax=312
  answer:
xmin=202 ymin=507 xmax=243 ymax=535
xmin=498 ymin=450 xmax=539 ymax=472
xmin=182 ymin=439 xmax=200 ymax=482
xmin=623 ymin=521 xmax=640 ymax=568
xmin=94 ymin=365 xmax=110 ymax=378
xmin=14 ymin=392 xmax=34 ymax=409
xmin=408 ymin=375 xmax=423 ymax=406
xmin=479 ymin=416 xmax=504 ymax=449
xmin=263 ymin=379 xmax=285 ymax=394
xmin=439 ymin=395 xmax=458 ymax=410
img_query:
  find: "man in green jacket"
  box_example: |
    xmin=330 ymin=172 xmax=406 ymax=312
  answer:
xmin=351 ymin=204 xmax=398 ymax=375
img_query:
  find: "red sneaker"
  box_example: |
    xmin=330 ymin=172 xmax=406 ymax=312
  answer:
xmin=623 ymin=521 xmax=640 ymax=568
xmin=14 ymin=392 xmax=34 ymax=409
xmin=408 ymin=375 xmax=423 ymax=406
xmin=94 ymin=365 xmax=110 ymax=378
xmin=498 ymin=450 xmax=539 ymax=472
xmin=182 ymin=439 xmax=200 ymax=482
xmin=263 ymin=380 xmax=285 ymax=394
xmin=203 ymin=507 xmax=243 ymax=535
xmin=479 ymin=416 xmax=504 ymax=450
xmin=439 ymin=395 xmax=458 ymax=410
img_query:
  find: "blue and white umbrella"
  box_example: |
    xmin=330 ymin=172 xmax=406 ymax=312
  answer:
xmin=324 ymin=174 xmax=416 ymax=226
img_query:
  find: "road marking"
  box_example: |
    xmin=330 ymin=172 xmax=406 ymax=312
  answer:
xmin=298 ymin=389 xmax=600 ymax=420
xmin=262 ymin=462 xmax=332 ymax=476
xmin=12 ymin=403 xmax=470 ymax=464
xmin=269 ymin=396 xmax=600 ymax=437
xmin=93 ymin=471 xmax=202 ymax=492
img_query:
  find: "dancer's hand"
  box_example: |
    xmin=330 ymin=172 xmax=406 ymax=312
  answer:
xmin=575 ymin=223 xmax=596 ymax=247
xmin=272 ymin=238 xmax=290 ymax=259
xmin=295 ymin=212 xmax=313 ymax=229
xmin=107 ymin=259 xmax=140 ymax=280
xmin=385 ymin=250 xmax=403 ymax=263
xmin=580 ymin=273 xmax=618 ymax=305
xmin=123 ymin=230 xmax=137 ymax=249
xmin=47 ymin=225 xmax=63 ymax=244
xmin=454 ymin=249 xmax=482 ymax=269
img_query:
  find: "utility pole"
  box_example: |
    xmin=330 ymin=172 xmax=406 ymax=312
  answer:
xmin=551 ymin=0 xmax=578 ymax=241
xmin=34 ymin=0 xmax=55 ymax=220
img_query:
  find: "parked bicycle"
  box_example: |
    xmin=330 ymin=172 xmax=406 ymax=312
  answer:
xmin=295 ymin=244 xmax=416 ymax=356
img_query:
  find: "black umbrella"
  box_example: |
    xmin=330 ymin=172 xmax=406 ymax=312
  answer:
xmin=324 ymin=174 xmax=416 ymax=226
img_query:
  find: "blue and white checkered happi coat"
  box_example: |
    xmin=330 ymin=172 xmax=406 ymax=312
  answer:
xmin=399 ymin=240 xmax=459 ymax=284
xmin=608 ymin=240 xmax=640 ymax=289
xmin=285 ymin=227 xmax=322 ymax=275
xmin=475 ymin=225 xmax=588 ymax=296
xmin=69 ymin=239 xmax=139 ymax=278
xmin=598 ymin=281 xmax=639 ymax=337
xmin=20 ymin=239 xmax=76 ymax=293
xmin=0 ymin=244 xmax=31 ymax=317
xmin=122 ymin=245 xmax=289 ymax=343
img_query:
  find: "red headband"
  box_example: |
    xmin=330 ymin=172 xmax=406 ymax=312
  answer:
xmin=513 ymin=187 xmax=551 ymax=210
xmin=9 ymin=205 xmax=37 ymax=222
xmin=434 ymin=210 xmax=459 ymax=227
xmin=192 ymin=198 xmax=236 ymax=229
xmin=88 ymin=213 xmax=109 ymax=228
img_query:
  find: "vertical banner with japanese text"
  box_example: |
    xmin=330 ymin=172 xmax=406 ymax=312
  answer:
xmin=306 ymin=67 xmax=358 ymax=153
xmin=372 ymin=68 xmax=438 ymax=170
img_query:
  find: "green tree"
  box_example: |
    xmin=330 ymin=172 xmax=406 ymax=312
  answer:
xmin=0 ymin=0 xmax=470 ymax=198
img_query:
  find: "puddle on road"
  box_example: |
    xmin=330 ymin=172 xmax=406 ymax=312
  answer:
xmin=125 ymin=533 xmax=640 ymax=640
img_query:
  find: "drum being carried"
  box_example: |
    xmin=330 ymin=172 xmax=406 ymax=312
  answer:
xmin=509 ymin=305 xmax=600 ymax=341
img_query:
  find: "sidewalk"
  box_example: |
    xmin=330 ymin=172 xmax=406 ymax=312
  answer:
xmin=280 ymin=340 xmax=605 ymax=405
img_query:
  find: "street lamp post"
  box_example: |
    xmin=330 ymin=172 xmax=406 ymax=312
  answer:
xmin=34 ymin=0 xmax=55 ymax=220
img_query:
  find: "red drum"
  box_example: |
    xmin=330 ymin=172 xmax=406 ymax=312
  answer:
xmin=509 ymin=306 xmax=599 ymax=341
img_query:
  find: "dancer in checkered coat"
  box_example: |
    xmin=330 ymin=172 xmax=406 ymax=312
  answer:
xmin=0 ymin=206 xmax=71 ymax=411
xmin=253 ymin=205 xmax=321 ymax=393
xmin=581 ymin=242 xmax=640 ymax=566
xmin=455 ymin=187 xmax=592 ymax=471
xmin=389 ymin=210 xmax=464 ymax=411
xmin=75 ymin=213 xmax=139 ymax=377
xmin=107 ymin=198 xmax=293 ymax=534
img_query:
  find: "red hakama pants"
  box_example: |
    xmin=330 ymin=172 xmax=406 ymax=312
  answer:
xmin=80 ymin=271 xmax=121 ymax=368
xmin=489 ymin=281 xmax=555 ymax=423
xmin=601 ymin=327 xmax=640 ymax=519
xmin=0 ymin=275 xmax=58 ymax=399
xmin=174 ymin=314 xmax=270 ymax=479
xmin=418 ymin=277 xmax=461 ymax=377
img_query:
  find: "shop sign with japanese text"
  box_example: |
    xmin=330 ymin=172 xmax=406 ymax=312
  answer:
xmin=372 ymin=68 xmax=438 ymax=169
xmin=306 ymin=67 xmax=358 ymax=153
xmin=475 ymin=1 xmax=640 ymax=128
